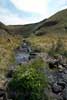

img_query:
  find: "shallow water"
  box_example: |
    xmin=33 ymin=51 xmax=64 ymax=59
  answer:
xmin=15 ymin=53 xmax=29 ymax=64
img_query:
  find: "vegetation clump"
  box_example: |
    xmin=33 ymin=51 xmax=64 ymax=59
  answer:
xmin=8 ymin=58 xmax=48 ymax=100
xmin=48 ymin=38 xmax=67 ymax=57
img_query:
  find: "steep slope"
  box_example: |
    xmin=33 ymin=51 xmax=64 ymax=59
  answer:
xmin=1 ymin=9 xmax=67 ymax=37
xmin=7 ymin=9 xmax=67 ymax=37
xmin=34 ymin=9 xmax=67 ymax=35
xmin=7 ymin=19 xmax=48 ymax=37
xmin=0 ymin=22 xmax=9 ymax=35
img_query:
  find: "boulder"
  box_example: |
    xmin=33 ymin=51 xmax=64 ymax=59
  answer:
xmin=58 ymin=65 xmax=64 ymax=72
xmin=48 ymin=62 xmax=56 ymax=69
xmin=62 ymin=87 xmax=67 ymax=100
xmin=57 ymin=82 xmax=65 ymax=89
xmin=0 ymin=89 xmax=5 ymax=97
xmin=52 ymin=83 xmax=63 ymax=94
xmin=0 ymin=89 xmax=7 ymax=100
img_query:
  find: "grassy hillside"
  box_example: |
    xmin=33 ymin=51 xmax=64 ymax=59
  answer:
xmin=34 ymin=9 xmax=67 ymax=35
xmin=0 ymin=9 xmax=67 ymax=65
xmin=7 ymin=23 xmax=38 ymax=37
xmin=0 ymin=9 xmax=67 ymax=84
xmin=0 ymin=9 xmax=67 ymax=53
xmin=0 ymin=9 xmax=67 ymax=62
xmin=6 ymin=9 xmax=67 ymax=37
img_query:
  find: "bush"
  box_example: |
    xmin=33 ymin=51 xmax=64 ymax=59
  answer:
xmin=7 ymin=58 xmax=48 ymax=100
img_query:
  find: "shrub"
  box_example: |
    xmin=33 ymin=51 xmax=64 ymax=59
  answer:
xmin=7 ymin=58 xmax=48 ymax=100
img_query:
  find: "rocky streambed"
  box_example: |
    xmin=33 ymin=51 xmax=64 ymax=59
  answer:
xmin=9 ymin=50 xmax=67 ymax=100
xmin=44 ymin=56 xmax=67 ymax=100
xmin=0 ymin=40 xmax=67 ymax=100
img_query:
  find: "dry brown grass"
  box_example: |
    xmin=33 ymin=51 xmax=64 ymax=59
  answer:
xmin=0 ymin=34 xmax=22 ymax=78
xmin=0 ymin=32 xmax=67 ymax=78
xmin=27 ymin=33 xmax=67 ymax=51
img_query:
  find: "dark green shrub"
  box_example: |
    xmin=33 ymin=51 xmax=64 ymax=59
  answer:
xmin=8 ymin=58 xmax=48 ymax=100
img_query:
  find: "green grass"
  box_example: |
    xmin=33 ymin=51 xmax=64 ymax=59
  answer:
xmin=34 ymin=9 xmax=67 ymax=35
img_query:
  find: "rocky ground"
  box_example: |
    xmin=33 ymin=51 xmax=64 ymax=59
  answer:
xmin=45 ymin=57 xmax=67 ymax=100
xmin=0 ymin=40 xmax=67 ymax=100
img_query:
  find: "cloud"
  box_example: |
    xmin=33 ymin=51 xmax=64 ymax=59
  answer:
xmin=10 ymin=0 xmax=48 ymax=16
xmin=0 ymin=7 xmax=25 ymax=25
xmin=1 ymin=15 xmax=44 ymax=25
xmin=0 ymin=2 xmax=48 ymax=25
xmin=10 ymin=0 xmax=67 ymax=18
xmin=0 ymin=0 xmax=67 ymax=25
xmin=48 ymin=0 xmax=67 ymax=16
xmin=48 ymin=0 xmax=66 ymax=5
xmin=0 ymin=6 xmax=44 ymax=25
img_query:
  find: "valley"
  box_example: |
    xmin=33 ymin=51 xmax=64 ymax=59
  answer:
xmin=0 ymin=9 xmax=67 ymax=100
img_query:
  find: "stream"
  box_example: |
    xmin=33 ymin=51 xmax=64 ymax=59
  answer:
xmin=15 ymin=53 xmax=29 ymax=64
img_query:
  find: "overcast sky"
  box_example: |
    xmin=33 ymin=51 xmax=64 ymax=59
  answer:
xmin=0 ymin=0 xmax=67 ymax=25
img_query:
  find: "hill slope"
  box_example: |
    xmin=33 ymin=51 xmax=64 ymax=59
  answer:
xmin=34 ymin=9 xmax=67 ymax=35
xmin=0 ymin=9 xmax=67 ymax=79
xmin=0 ymin=22 xmax=8 ymax=35
xmin=0 ymin=9 xmax=67 ymax=37
xmin=7 ymin=23 xmax=38 ymax=37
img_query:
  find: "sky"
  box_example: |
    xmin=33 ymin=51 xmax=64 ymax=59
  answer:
xmin=0 ymin=0 xmax=67 ymax=25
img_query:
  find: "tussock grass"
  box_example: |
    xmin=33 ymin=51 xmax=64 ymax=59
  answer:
xmin=27 ymin=33 xmax=67 ymax=52
xmin=0 ymin=34 xmax=22 ymax=77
